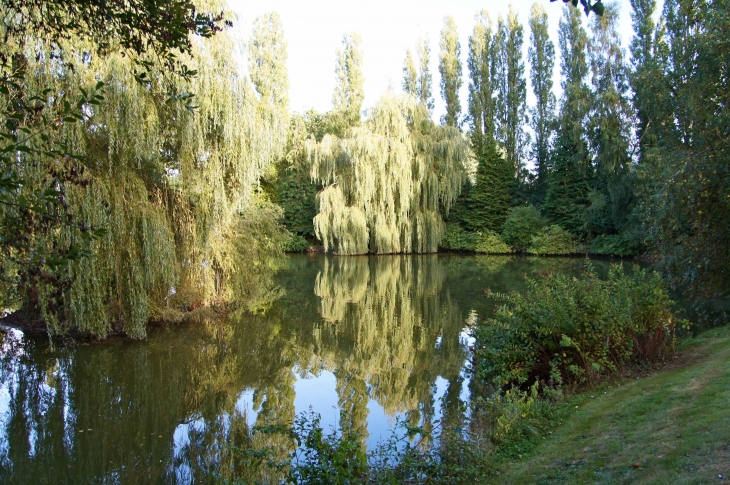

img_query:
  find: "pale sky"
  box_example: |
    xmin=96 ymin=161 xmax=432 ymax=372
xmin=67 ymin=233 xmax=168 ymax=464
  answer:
xmin=228 ymin=0 xmax=653 ymax=122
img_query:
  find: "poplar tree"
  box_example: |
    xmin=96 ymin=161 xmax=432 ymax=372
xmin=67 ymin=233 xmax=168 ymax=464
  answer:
xmin=543 ymin=5 xmax=592 ymax=234
xmin=587 ymin=3 xmax=633 ymax=234
xmin=438 ymin=16 xmax=462 ymax=128
xmin=415 ymin=37 xmax=435 ymax=113
xmin=495 ymin=7 xmax=528 ymax=178
xmin=402 ymin=38 xmax=434 ymax=112
xmin=333 ymin=32 xmax=365 ymax=128
xmin=644 ymin=0 xmax=730 ymax=308
xmin=528 ymin=3 xmax=556 ymax=203
xmin=467 ymin=10 xmax=497 ymax=152
xmin=249 ymin=12 xmax=289 ymax=111
xmin=462 ymin=11 xmax=513 ymax=234
xmin=629 ymin=0 xmax=670 ymax=160
xmin=402 ymin=49 xmax=418 ymax=96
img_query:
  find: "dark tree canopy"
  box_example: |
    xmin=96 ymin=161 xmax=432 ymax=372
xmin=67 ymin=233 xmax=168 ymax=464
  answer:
xmin=551 ymin=0 xmax=605 ymax=16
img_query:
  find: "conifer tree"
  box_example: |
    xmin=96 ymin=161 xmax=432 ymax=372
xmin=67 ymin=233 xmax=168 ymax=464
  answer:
xmin=544 ymin=6 xmax=592 ymax=234
xmin=333 ymin=32 xmax=365 ymax=128
xmin=495 ymin=7 xmax=528 ymax=178
xmin=461 ymin=11 xmax=512 ymax=234
xmin=542 ymin=132 xmax=590 ymax=233
xmin=438 ymin=16 xmax=462 ymax=128
xmin=467 ymin=139 xmax=514 ymax=233
xmin=528 ymin=4 xmax=556 ymax=203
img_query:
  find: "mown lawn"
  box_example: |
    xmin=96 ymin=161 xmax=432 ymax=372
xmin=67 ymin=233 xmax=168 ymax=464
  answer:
xmin=488 ymin=325 xmax=730 ymax=484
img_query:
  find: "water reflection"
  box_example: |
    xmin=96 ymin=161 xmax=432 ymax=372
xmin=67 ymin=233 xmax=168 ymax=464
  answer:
xmin=0 ymin=255 xmax=607 ymax=484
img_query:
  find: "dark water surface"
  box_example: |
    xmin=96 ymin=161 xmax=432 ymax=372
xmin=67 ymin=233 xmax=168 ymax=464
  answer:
xmin=0 ymin=254 xmax=612 ymax=484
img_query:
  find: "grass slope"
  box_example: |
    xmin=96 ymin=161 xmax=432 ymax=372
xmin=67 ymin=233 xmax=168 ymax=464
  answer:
xmin=490 ymin=326 xmax=730 ymax=484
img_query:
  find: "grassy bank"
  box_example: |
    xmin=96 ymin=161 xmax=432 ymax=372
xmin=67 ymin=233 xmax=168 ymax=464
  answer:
xmin=487 ymin=325 xmax=730 ymax=484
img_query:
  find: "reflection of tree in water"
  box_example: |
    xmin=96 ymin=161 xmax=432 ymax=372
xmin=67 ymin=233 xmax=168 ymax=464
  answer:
xmin=311 ymin=255 xmax=468 ymax=427
xmin=0 ymin=320 xmax=298 ymax=485
xmin=4 ymin=254 xmax=552 ymax=484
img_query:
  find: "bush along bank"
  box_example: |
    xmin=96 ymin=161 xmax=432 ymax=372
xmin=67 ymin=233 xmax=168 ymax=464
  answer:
xmin=475 ymin=264 xmax=685 ymax=387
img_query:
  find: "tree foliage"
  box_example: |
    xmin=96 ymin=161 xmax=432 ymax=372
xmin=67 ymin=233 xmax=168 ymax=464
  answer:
xmin=402 ymin=37 xmax=434 ymax=113
xmin=495 ymin=7 xmax=528 ymax=178
xmin=587 ymin=3 xmax=633 ymax=235
xmin=528 ymin=4 xmax=556 ymax=203
xmin=307 ymin=95 xmax=471 ymax=255
xmin=333 ymin=32 xmax=365 ymax=128
xmin=465 ymin=139 xmax=514 ymax=234
xmin=0 ymin=4 xmax=289 ymax=337
xmin=643 ymin=0 xmax=730 ymax=312
xmin=544 ymin=5 xmax=592 ymax=234
xmin=467 ymin=10 xmax=498 ymax=153
xmin=438 ymin=16 xmax=463 ymax=128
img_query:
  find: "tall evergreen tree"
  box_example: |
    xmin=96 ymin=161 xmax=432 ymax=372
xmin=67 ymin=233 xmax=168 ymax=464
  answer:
xmin=544 ymin=5 xmax=592 ymax=234
xmin=528 ymin=4 xmax=556 ymax=203
xmin=467 ymin=140 xmax=514 ymax=233
xmin=439 ymin=16 xmax=462 ymax=128
xmin=333 ymin=32 xmax=365 ymax=128
xmin=494 ymin=7 xmax=528 ymax=178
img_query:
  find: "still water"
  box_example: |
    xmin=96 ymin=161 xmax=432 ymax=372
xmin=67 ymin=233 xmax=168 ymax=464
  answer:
xmin=0 ymin=254 xmax=611 ymax=484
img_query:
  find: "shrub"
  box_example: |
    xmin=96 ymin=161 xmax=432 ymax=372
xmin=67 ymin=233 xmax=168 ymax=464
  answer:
xmin=590 ymin=233 xmax=643 ymax=257
xmin=474 ymin=231 xmax=513 ymax=254
xmin=440 ymin=222 xmax=479 ymax=251
xmin=474 ymin=264 xmax=684 ymax=387
xmin=527 ymin=225 xmax=582 ymax=255
xmin=282 ymin=232 xmax=311 ymax=252
xmin=501 ymin=206 xmax=546 ymax=252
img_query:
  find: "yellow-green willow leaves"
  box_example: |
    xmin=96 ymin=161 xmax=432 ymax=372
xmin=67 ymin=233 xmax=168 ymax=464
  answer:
xmin=313 ymin=255 xmax=466 ymax=415
xmin=8 ymin=2 xmax=289 ymax=338
xmin=308 ymin=94 xmax=472 ymax=255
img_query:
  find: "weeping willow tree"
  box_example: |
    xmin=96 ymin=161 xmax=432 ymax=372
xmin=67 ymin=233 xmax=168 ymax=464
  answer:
xmin=308 ymin=94 xmax=471 ymax=255
xmin=1 ymin=4 xmax=289 ymax=338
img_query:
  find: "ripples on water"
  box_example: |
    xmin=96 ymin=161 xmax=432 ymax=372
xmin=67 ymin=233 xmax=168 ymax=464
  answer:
xmin=0 ymin=254 xmax=610 ymax=484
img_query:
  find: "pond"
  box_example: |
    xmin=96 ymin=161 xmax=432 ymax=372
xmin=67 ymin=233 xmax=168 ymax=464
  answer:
xmin=0 ymin=254 xmax=613 ymax=484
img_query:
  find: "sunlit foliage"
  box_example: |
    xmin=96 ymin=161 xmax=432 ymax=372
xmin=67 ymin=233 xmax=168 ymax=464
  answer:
xmin=308 ymin=95 xmax=471 ymax=255
xmin=0 ymin=3 xmax=289 ymax=337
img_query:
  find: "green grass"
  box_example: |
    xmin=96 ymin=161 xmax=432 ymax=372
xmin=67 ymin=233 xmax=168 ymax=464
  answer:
xmin=487 ymin=326 xmax=730 ymax=484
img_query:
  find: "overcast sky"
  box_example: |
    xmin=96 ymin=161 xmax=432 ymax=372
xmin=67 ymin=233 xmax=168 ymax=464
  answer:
xmin=228 ymin=0 xmax=655 ymax=122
